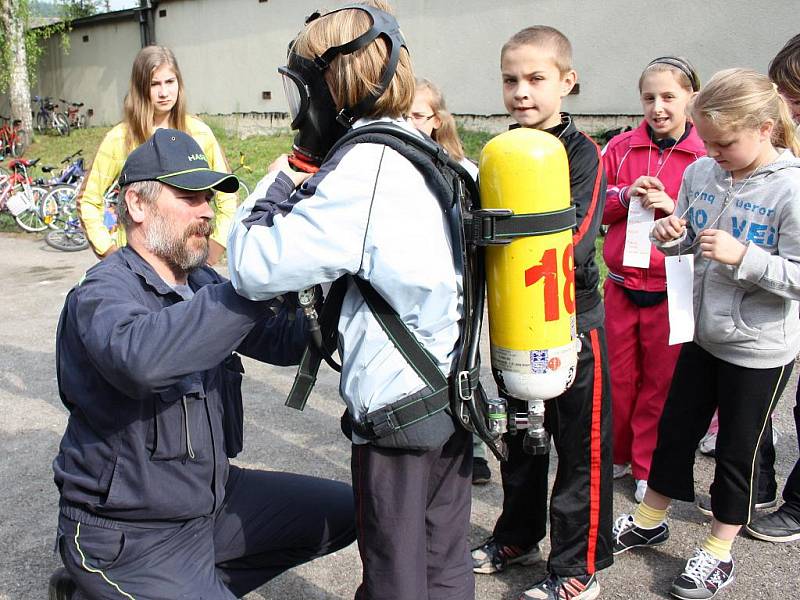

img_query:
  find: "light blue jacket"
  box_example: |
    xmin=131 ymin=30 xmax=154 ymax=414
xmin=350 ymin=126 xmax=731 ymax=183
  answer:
xmin=227 ymin=118 xmax=463 ymax=442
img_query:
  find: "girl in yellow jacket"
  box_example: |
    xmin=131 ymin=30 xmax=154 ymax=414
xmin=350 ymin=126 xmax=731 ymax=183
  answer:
xmin=78 ymin=46 xmax=236 ymax=263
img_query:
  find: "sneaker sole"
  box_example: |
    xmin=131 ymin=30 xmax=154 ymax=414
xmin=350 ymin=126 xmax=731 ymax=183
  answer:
xmin=473 ymin=550 xmax=541 ymax=574
xmin=698 ymin=498 xmax=778 ymax=519
xmin=670 ymin=574 xmax=734 ymax=600
xmin=744 ymin=526 xmax=800 ymax=543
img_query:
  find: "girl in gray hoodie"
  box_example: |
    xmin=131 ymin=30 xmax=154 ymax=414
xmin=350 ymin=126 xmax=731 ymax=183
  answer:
xmin=611 ymin=68 xmax=800 ymax=600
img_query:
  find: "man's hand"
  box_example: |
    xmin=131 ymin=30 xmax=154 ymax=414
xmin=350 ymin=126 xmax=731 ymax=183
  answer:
xmin=698 ymin=229 xmax=747 ymax=265
xmin=640 ymin=188 xmax=676 ymax=214
xmin=652 ymin=215 xmax=686 ymax=243
xmin=268 ymin=154 xmax=313 ymax=188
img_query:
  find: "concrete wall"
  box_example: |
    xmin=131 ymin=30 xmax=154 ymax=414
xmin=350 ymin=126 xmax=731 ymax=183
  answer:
xmin=22 ymin=0 xmax=800 ymax=132
xmin=34 ymin=17 xmax=140 ymax=125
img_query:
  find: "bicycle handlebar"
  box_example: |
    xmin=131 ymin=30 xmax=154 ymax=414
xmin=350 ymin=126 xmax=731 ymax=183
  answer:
xmin=61 ymin=149 xmax=83 ymax=163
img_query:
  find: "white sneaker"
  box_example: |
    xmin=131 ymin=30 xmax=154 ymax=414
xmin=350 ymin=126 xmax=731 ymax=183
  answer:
xmin=698 ymin=432 xmax=717 ymax=456
xmin=613 ymin=463 xmax=631 ymax=479
xmin=635 ymin=479 xmax=647 ymax=503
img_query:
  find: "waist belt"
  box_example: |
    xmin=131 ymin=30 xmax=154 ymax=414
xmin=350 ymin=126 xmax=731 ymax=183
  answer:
xmin=286 ymin=276 xmax=453 ymax=441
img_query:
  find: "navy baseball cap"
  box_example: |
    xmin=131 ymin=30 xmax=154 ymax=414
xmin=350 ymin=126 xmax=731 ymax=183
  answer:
xmin=119 ymin=128 xmax=239 ymax=193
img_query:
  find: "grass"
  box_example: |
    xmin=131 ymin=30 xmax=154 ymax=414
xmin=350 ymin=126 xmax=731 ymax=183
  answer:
xmin=1 ymin=125 xmax=610 ymax=289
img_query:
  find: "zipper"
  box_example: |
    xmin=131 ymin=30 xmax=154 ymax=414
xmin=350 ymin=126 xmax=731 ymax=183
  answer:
xmin=182 ymin=395 xmax=195 ymax=460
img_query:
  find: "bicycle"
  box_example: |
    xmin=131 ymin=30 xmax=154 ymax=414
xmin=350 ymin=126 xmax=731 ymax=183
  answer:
xmin=0 ymin=115 xmax=29 ymax=158
xmin=33 ymin=96 xmax=70 ymax=137
xmin=0 ymin=158 xmax=48 ymax=232
xmin=39 ymin=150 xmax=86 ymax=227
xmin=43 ymin=180 xmax=119 ymax=252
xmin=60 ymin=99 xmax=87 ymax=130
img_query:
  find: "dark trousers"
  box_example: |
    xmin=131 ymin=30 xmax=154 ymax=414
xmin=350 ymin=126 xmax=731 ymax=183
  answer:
xmin=649 ymin=343 xmax=793 ymax=525
xmin=351 ymin=426 xmax=474 ymax=600
xmin=757 ymin=380 xmax=800 ymax=518
xmin=57 ymin=466 xmax=356 ymax=599
xmin=493 ymin=328 xmax=614 ymax=577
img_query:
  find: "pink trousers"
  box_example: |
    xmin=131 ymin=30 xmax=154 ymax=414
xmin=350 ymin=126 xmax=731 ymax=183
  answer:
xmin=605 ymin=280 xmax=682 ymax=480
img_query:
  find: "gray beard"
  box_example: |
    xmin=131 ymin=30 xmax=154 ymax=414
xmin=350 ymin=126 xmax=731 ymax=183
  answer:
xmin=144 ymin=209 xmax=211 ymax=273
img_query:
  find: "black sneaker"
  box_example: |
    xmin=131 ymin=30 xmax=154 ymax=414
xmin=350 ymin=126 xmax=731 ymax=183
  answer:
xmin=472 ymin=457 xmax=491 ymax=485
xmin=48 ymin=567 xmax=76 ymax=600
xmin=696 ymin=494 xmax=778 ymax=517
xmin=519 ymin=572 xmax=600 ymax=600
xmin=471 ymin=537 xmax=541 ymax=574
xmin=745 ymin=505 xmax=800 ymax=542
xmin=670 ymin=548 xmax=734 ymax=599
xmin=612 ymin=513 xmax=669 ymax=555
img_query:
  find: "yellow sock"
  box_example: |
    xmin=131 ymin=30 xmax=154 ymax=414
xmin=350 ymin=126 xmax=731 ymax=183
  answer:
xmin=633 ymin=501 xmax=667 ymax=530
xmin=701 ymin=534 xmax=733 ymax=561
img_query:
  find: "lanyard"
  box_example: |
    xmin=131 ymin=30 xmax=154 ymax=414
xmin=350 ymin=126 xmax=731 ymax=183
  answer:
xmin=646 ymin=138 xmax=679 ymax=180
xmin=677 ymin=166 xmax=762 ymax=256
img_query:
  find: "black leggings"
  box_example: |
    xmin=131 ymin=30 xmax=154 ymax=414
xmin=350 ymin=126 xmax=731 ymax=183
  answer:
xmin=649 ymin=343 xmax=793 ymax=525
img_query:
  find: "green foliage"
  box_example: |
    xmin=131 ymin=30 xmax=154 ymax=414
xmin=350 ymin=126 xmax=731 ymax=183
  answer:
xmin=0 ymin=0 xmax=72 ymax=93
xmin=459 ymin=127 xmax=496 ymax=162
xmin=60 ymin=0 xmax=100 ymax=19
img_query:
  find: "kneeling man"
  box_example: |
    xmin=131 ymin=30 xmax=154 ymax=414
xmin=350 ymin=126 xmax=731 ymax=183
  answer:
xmin=51 ymin=129 xmax=355 ymax=599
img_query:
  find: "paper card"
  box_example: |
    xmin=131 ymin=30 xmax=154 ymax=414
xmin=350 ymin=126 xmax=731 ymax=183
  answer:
xmin=665 ymin=254 xmax=695 ymax=345
xmin=622 ymin=196 xmax=655 ymax=269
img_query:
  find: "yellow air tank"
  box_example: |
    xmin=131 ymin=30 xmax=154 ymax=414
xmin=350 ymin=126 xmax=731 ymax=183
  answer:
xmin=479 ymin=128 xmax=578 ymax=402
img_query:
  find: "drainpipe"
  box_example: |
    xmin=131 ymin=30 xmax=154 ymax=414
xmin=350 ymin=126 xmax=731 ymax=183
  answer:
xmin=138 ymin=0 xmax=153 ymax=47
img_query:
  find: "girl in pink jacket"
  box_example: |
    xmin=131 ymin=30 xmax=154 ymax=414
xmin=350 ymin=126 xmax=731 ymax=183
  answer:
xmin=601 ymin=57 xmax=705 ymax=502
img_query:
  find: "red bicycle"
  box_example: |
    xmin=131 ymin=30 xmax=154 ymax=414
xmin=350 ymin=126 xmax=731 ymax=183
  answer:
xmin=0 ymin=157 xmax=48 ymax=232
xmin=60 ymin=99 xmax=87 ymax=129
xmin=0 ymin=114 xmax=29 ymax=158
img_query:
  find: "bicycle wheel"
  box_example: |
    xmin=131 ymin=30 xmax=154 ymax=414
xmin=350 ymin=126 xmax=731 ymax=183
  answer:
xmin=54 ymin=113 xmax=71 ymax=136
xmin=41 ymin=184 xmax=77 ymax=229
xmin=45 ymin=227 xmax=89 ymax=252
xmin=35 ymin=112 xmax=47 ymax=133
xmin=14 ymin=186 xmax=49 ymax=232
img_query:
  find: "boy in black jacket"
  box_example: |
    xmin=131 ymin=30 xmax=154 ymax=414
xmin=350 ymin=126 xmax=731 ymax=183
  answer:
xmin=471 ymin=26 xmax=613 ymax=600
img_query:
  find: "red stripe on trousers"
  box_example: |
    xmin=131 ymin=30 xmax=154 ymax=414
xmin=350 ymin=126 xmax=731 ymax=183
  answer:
xmin=586 ymin=329 xmax=603 ymax=573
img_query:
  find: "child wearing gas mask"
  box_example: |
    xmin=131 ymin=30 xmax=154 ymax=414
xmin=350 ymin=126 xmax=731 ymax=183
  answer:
xmin=471 ymin=25 xmax=613 ymax=600
xmin=227 ymin=2 xmax=474 ymax=599
xmin=613 ymin=68 xmax=800 ymax=600
xmin=601 ymin=57 xmax=705 ymax=504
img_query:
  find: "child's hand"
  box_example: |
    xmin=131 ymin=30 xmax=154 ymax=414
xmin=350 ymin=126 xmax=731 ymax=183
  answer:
xmin=698 ymin=229 xmax=747 ymax=265
xmin=630 ymin=175 xmax=664 ymax=197
xmin=640 ymin=189 xmax=676 ymax=214
xmin=652 ymin=215 xmax=686 ymax=242
xmin=268 ymin=154 xmax=313 ymax=188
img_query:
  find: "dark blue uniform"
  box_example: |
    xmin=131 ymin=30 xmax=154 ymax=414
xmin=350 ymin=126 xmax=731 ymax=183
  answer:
xmin=53 ymin=247 xmax=355 ymax=599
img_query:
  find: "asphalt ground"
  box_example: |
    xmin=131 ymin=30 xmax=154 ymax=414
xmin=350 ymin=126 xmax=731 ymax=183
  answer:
xmin=1 ymin=232 xmax=798 ymax=600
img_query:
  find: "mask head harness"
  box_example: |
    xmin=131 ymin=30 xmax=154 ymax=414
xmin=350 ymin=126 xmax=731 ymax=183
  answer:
xmin=279 ymin=4 xmax=407 ymax=169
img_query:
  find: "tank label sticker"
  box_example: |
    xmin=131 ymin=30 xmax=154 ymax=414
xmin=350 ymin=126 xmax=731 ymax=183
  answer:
xmin=491 ymin=344 xmax=576 ymax=375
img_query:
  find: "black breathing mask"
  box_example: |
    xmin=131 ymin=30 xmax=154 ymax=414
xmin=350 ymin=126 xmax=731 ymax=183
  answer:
xmin=279 ymin=4 xmax=406 ymax=171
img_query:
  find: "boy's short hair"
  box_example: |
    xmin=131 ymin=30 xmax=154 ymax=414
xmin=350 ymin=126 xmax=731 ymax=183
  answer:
xmin=501 ymin=26 xmax=573 ymax=74
xmin=291 ymin=0 xmax=414 ymax=118
xmin=769 ymin=33 xmax=800 ymax=98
